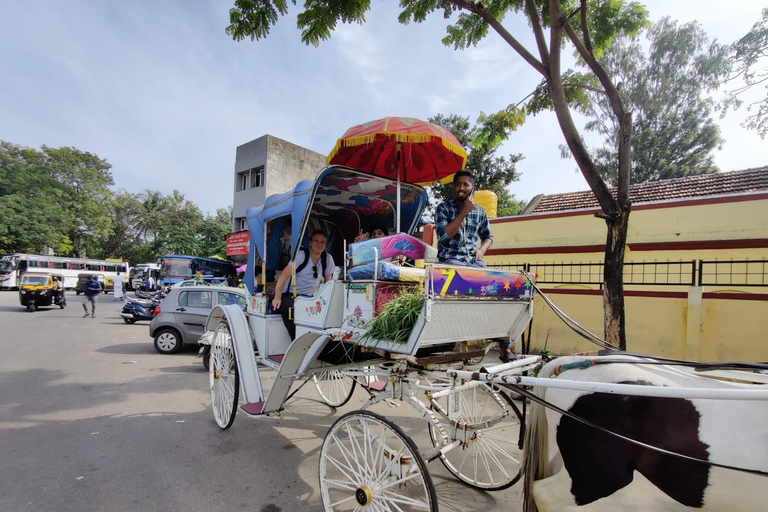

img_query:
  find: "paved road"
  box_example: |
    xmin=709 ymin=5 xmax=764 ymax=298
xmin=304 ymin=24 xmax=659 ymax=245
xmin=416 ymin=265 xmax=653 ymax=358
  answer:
xmin=0 ymin=291 xmax=684 ymax=512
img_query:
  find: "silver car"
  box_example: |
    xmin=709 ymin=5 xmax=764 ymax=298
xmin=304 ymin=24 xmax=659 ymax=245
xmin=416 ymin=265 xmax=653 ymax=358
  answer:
xmin=149 ymin=285 xmax=247 ymax=354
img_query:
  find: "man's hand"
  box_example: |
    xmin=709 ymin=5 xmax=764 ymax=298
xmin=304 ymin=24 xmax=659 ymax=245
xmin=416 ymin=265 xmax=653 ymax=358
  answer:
xmin=473 ymin=248 xmax=486 ymax=261
xmin=459 ymin=196 xmax=475 ymax=216
xmin=272 ymin=296 xmax=281 ymax=310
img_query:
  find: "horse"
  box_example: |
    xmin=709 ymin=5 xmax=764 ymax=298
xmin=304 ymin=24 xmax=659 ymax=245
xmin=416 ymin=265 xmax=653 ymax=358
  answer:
xmin=521 ymin=355 xmax=768 ymax=512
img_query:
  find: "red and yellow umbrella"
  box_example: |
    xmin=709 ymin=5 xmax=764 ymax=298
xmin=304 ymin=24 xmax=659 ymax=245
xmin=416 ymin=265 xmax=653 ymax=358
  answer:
xmin=326 ymin=117 xmax=467 ymax=186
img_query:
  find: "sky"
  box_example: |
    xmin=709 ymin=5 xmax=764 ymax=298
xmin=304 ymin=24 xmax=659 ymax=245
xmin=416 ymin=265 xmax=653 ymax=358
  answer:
xmin=1 ymin=1 xmax=766 ymax=216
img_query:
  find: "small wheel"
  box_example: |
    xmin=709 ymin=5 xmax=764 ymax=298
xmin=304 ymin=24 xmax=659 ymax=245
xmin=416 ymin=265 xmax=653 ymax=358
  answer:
xmin=59 ymin=298 xmax=66 ymax=309
xmin=202 ymin=345 xmax=211 ymax=371
xmin=313 ymin=370 xmax=356 ymax=407
xmin=429 ymin=384 xmax=523 ymax=490
xmin=123 ymin=317 xmax=137 ymax=324
xmin=210 ymin=321 xmax=238 ymax=430
xmin=26 ymin=303 xmax=34 ymax=312
xmin=320 ymin=410 xmax=437 ymax=512
xmin=154 ymin=328 xmax=182 ymax=354
xmin=76 ymin=291 xmax=81 ymax=296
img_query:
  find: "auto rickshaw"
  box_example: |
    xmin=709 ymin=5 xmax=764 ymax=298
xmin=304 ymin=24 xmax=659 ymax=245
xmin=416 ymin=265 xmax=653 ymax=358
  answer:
xmin=18 ymin=272 xmax=67 ymax=312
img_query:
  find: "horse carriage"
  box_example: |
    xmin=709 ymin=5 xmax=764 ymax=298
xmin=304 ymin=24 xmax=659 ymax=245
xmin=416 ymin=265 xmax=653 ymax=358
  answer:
xmin=207 ymin=119 xmax=768 ymax=511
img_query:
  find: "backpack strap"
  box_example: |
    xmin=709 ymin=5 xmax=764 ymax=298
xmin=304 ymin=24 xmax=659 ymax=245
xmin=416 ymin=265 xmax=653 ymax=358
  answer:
xmin=294 ymin=247 xmax=310 ymax=274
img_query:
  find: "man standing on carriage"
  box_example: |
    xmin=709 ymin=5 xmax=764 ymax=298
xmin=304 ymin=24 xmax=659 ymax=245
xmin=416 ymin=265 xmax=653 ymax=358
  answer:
xmin=272 ymin=229 xmax=335 ymax=340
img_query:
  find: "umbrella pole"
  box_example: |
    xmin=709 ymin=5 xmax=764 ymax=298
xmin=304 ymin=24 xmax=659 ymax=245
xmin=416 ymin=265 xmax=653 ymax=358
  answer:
xmin=396 ymin=143 xmax=401 ymax=233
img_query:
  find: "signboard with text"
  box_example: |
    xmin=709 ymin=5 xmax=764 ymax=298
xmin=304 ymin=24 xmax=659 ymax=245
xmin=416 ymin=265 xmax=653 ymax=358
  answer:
xmin=226 ymin=231 xmax=250 ymax=256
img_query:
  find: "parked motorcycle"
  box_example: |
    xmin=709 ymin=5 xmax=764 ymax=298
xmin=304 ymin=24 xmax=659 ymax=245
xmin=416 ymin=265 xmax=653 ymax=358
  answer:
xmin=120 ymin=297 xmax=160 ymax=324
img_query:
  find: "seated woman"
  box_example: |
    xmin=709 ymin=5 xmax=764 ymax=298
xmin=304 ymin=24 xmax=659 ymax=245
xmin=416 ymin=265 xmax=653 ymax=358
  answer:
xmin=354 ymin=224 xmax=388 ymax=243
xmin=272 ymin=230 xmax=335 ymax=340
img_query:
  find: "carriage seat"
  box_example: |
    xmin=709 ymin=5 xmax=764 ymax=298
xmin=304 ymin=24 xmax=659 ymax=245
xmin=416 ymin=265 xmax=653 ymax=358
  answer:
xmin=348 ymin=233 xmax=437 ymax=267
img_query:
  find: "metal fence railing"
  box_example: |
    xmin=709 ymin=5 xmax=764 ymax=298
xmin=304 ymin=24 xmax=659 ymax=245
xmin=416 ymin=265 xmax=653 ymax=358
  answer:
xmin=698 ymin=260 xmax=768 ymax=287
xmin=491 ymin=260 xmax=768 ymax=288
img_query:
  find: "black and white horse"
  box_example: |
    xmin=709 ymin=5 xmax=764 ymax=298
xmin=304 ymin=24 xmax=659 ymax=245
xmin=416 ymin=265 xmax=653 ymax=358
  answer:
xmin=522 ymin=355 xmax=768 ymax=511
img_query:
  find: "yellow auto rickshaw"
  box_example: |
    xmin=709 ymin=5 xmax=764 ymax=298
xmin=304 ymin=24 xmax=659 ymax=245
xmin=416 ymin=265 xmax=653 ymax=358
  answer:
xmin=18 ymin=272 xmax=67 ymax=312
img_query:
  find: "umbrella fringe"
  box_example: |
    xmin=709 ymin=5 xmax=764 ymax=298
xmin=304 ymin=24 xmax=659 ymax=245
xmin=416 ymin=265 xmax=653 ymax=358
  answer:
xmin=326 ymin=132 xmax=467 ymax=168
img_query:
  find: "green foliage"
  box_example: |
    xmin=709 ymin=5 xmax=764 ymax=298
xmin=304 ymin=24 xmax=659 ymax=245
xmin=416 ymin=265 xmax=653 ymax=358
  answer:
xmin=0 ymin=140 xmax=233 ymax=266
xmin=578 ymin=17 xmax=728 ymax=184
xmin=427 ymin=113 xmax=524 ymax=218
xmin=0 ymin=142 xmax=114 ymax=256
xmin=360 ymin=286 xmax=424 ymax=343
xmin=722 ymin=8 xmax=768 ymax=139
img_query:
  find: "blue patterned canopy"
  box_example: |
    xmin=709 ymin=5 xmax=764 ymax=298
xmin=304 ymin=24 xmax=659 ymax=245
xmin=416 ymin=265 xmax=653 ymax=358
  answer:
xmin=243 ymin=166 xmax=427 ymax=294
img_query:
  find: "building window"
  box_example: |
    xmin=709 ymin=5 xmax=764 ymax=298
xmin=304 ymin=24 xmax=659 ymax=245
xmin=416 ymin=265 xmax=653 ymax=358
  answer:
xmin=238 ymin=218 xmax=247 ymax=231
xmin=249 ymin=167 xmax=264 ymax=188
xmin=237 ymin=171 xmax=248 ymax=191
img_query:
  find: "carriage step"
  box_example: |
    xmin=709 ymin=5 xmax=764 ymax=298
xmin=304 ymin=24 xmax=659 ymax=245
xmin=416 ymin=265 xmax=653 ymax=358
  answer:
xmin=241 ymin=401 xmax=265 ymax=416
xmin=361 ymin=380 xmax=387 ymax=392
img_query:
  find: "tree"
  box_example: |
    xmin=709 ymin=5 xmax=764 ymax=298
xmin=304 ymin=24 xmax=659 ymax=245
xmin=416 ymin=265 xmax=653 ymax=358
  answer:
xmin=101 ymin=190 xmax=144 ymax=259
xmin=0 ymin=142 xmax=114 ymax=257
xmin=199 ymin=207 xmax=233 ymax=258
xmin=155 ymin=190 xmax=204 ymax=255
xmin=722 ymin=8 xmax=768 ymax=139
xmin=226 ymin=0 xmax=648 ymax=349
xmin=580 ymin=17 xmax=727 ymax=184
xmin=428 ymin=114 xmax=525 ymax=217
xmin=43 ymin=145 xmax=115 ymax=258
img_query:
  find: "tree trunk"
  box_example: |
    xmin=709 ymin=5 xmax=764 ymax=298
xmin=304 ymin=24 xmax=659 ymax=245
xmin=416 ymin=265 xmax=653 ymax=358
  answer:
xmin=602 ymin=206 xmax=630 ymax=350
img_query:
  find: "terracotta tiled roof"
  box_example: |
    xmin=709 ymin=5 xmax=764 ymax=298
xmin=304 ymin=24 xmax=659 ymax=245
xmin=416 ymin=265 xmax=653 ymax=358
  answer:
xmin=523 ymin=167 xmax=768 ymax=214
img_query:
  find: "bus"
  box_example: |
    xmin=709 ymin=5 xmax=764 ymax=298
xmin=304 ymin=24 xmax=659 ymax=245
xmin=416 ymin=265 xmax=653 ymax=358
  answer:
xmin=0 ymin=253 xmax=129 ymax=290
xmin=158 ymin=255 xmax=236 ymax=286
xmin=129 ymin=262 xmax=161 ymax=290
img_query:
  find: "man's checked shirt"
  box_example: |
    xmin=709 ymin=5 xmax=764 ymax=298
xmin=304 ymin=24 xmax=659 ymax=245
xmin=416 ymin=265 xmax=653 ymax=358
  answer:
xmin=435 ymin=200 xmax=493 ymax=264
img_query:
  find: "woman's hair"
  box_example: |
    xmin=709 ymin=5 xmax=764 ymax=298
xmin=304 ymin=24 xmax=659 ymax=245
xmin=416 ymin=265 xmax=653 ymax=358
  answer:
xmin=370 ymin=225 xmax=388 ymax=236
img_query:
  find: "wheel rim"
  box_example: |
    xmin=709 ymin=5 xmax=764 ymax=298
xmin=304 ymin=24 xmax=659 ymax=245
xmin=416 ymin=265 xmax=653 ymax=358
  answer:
xmin=156 ymin=332 xmax=178 ymax=352
xmin=209 ymin=322 xmax=238 ymax=429
xmin=429 ymin=384 xmax=523 ymax=490
xmin=314 ymin=370 xmax=356 ymax=407
xmin=320 ymin=410 xmax=437 ymax=511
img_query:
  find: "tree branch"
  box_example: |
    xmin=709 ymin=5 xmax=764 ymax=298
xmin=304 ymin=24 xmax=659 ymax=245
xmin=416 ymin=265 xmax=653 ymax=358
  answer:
xmin=525 ymin=0 xmax=550 ymax=64
xmin=547 ymin=0 xmax=617 ymax=214
xmin=450 ymin=0 xmax=548 ymax=77
xmin=579 ymin=0 xmax=593 ymax=55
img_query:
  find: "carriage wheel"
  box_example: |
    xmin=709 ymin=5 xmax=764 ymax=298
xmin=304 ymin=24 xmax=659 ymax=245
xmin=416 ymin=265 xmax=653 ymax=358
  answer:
xmin=209 ymin=321 xmax=239 ymax=430
xmin=429 ymin=384 xmax=523 ymax=490
xmin=320 ymin=410 xmax=437 ymax=512
xmin=313 ymin=370 xmax=356 ymax=407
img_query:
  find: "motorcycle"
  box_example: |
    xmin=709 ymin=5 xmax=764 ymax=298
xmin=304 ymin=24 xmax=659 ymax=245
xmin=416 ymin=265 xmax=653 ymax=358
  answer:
xmin=120 ymin=296 xmax=161 ymax=324
xmin=18 ymin=272 xmax=67 ymax=312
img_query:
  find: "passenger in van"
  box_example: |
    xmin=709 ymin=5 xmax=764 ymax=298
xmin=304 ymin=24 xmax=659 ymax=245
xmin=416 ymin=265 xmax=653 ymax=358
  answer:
xmin=272 ymin=230 xmax=335 ymax=340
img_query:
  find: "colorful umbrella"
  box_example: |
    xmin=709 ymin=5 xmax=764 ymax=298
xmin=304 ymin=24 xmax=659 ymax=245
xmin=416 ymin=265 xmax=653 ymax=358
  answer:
xmin=327 ymin=117 xmax=467 ymax=231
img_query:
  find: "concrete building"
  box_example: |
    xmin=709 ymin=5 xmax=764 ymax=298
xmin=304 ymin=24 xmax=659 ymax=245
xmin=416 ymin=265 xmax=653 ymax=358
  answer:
xmin=232 ymin=135 xmax=327 ymax=232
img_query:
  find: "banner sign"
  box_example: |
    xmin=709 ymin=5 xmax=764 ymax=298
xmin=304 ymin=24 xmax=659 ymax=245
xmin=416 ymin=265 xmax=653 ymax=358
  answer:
xmin=226 ymin=231 xmax=250 ymax=256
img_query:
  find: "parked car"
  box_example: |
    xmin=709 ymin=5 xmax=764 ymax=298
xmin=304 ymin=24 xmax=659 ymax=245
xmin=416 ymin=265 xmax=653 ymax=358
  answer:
xmin=148 ymin=285 xmax=247 ymax=354
xmin=173 ymin=277 xmax=230 ymax=288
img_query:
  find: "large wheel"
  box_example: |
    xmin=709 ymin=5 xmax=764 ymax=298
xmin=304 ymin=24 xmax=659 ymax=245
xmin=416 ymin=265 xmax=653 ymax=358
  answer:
xmin=313 ymin=370 xmax=356 ymax=407
xmin=154 ymin=328 xmax=182 ymax=354
xmin=209 ymin=322 xmax=238 ymax=430
xmin=429 ymin=384 xmax=523 ymax=490
xmin=320 ymin=410 xmax=437 ymax=512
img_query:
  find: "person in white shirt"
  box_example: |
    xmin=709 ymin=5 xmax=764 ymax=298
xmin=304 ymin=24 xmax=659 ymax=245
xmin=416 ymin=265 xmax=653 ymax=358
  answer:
xmin=272 ymin=230 xmax=335 ymax=339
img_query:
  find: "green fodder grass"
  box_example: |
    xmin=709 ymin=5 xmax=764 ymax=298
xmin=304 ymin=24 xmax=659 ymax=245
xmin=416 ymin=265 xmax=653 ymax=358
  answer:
xmin=360 ymin=287 xmax=424 ymax=343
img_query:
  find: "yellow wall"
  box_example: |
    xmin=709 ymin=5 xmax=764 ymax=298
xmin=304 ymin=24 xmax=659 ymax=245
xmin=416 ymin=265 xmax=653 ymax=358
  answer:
xmin=489 ymin=193 xmax=768 ymax=362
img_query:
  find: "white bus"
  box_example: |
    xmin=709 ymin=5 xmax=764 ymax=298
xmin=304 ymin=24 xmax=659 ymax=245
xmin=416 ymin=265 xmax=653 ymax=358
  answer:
xmin=0 ymin=253 xmax=129 ymax=290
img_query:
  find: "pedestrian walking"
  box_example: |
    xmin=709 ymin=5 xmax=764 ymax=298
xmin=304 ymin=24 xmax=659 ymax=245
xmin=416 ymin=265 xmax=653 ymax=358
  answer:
xmin=113 ymin=273 xmax=124 ymax=301
xmin=82 ymin=275 xmax=101 ymax=317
